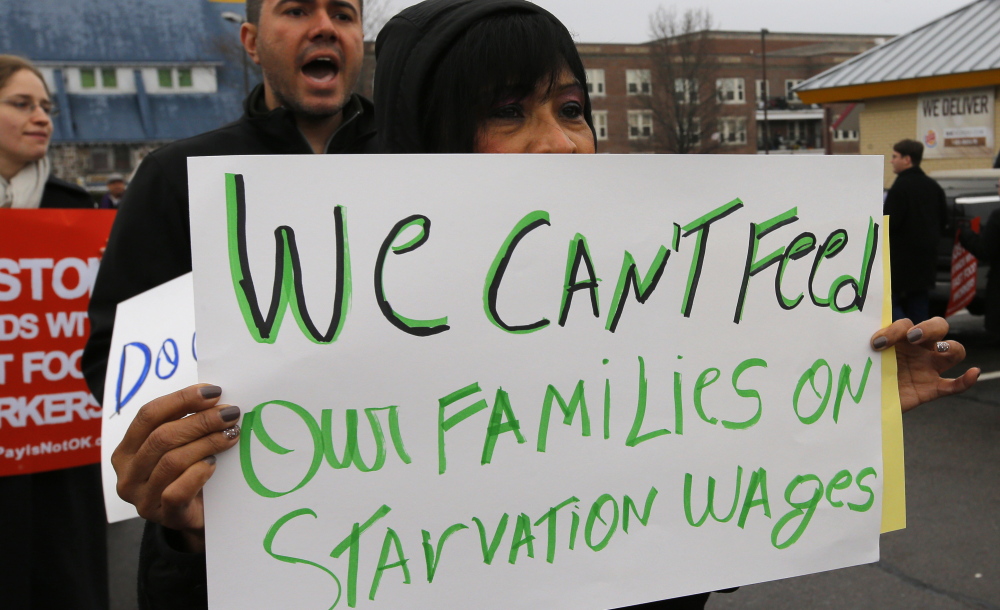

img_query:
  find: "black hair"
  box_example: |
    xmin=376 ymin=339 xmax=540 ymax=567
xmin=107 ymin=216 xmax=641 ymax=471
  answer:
xmin=246 ymin=0 xmax=364 ymax=25
xmin=893 ymin=139 xmax=924 ymax=167
xmin=419 ymin=9 xmax=594 ymax=153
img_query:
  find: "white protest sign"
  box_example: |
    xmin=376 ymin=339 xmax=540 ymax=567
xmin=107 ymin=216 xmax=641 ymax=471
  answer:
xmin=189 ymin=154 xmax=885 ymax=609
xmin=101 ymin=273 xmax=197 ymax=522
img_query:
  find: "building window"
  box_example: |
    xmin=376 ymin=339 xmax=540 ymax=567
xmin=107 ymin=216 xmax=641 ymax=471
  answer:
xmin=89 ymin=148 xmax=112 ymax=173
xmin=143 ymin=66 xmax=217 ymax=94
xmin=716 ymin=78 xmax=745 ymax=104
xmin=586 ymin=69 xmax=605 ymax=96
xmin=79 ymin=68 xmax=119 ymax=91
xmin=628 ymin=110 xmax=653 ymax=139
xmin=674 ymin=78 xmax=698 ymax=104
xmin=158 ymin=68 xmax=174 ymax=88
xmin=785 ymin=79 xmax=804 ymax=102
xmin=592 ymin=110 xmax=608 ymax=141
xmin=719 ymin=117 xmax=747 ymax=145
xmin=756 ymin=80 xmax=770 ymax=105
xmin=833 ymin=129 xmax=859 ymax=141
xmin=80 ymin=68 xmax=97 ymax=89
xmin=101 ymin=68 xmax=118 ymax=89
xmin=626 ymin=69 xmax=651 ymax=95
xmin=678 ymin=117 xmax=700 ymax=148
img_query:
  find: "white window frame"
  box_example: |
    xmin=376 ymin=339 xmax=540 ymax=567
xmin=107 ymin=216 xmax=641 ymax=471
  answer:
xmin=592 ymin=110 xmax=608 ymax=141
xmin=626 ymin=69 xmax=652 ymax=96
xmin=785 ymin=79 xmax=804 ymax=102
xmin=716 ymin=78 xmax=745 ymax=104
xmin=833 ymin=129 xmax=859 ymax=142
xmin=719 ymin=117 xmax=747 ymax=145
xmin=142 ymin=67 xmax=218 ymax=94
xmin=756 ymin=79 xmax=770 ymax=103
xmin=586 ymin=69 xmax=605 ymax=97
xmin=628 ymin=110 xmax=653 ymax=140
xmin=674 ymin=78 xmax=698 ymax=104
xmin=69 ymin=67 xmax=133 ymax=93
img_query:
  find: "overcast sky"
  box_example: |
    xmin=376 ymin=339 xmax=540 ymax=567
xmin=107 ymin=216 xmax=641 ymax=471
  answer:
xmin=387 ymin=0 xmax=974 ymax=42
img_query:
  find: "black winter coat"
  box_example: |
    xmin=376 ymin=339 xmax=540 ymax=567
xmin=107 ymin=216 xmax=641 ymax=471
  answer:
xmin=883 ymin=167 xmax=947 ymax=294
xmin=0 ymin=174 xmax=106 ymax=610
xmin=80 ymin=85 xmax=376 ymax=610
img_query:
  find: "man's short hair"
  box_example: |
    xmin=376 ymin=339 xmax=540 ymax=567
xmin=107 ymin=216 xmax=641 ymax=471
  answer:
xmin=246 ymin=0 xmax=364 ymax=25
xmin=893 ymin=139 xmax=924 ymax=167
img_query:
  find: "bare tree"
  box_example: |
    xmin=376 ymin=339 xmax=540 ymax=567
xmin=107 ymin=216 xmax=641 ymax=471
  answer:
xmin=364 ymin=0 xmax=395 ymax=41
xmin=639 ymin=7 xmax=723 ymax=154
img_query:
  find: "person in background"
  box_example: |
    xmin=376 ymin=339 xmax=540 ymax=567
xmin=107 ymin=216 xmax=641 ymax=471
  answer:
xmin=99 ymin=172 xmax=126 ymax=209
xmin=0 ymin=56 xmax=92 ymax=210
xmin=884 ymin=138 xmax=948 ymax=323
xmin=959 ymin=178 xmax=1000 ymax=341
xmin=0 ymin=54 xmax=105 ymax=609
xmin=80 ymin=0 xmax=374 ymax=607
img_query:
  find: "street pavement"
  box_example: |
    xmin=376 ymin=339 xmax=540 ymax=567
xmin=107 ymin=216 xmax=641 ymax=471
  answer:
xmin=106 ymin=314 xmax=1000 ymax=610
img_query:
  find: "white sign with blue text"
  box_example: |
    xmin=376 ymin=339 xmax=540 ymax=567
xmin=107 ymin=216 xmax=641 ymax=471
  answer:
xmin=190 ymin=155 xmax=885 ymax=609
xmin=101 ymin=273 xmax=197 ymax=523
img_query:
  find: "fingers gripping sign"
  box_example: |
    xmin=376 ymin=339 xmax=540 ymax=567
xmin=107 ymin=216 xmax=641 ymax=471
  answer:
xmin=870 ymin=317 xmax=980 ymax=412
xmin=111 ymin=383 xmax=242 ymax=551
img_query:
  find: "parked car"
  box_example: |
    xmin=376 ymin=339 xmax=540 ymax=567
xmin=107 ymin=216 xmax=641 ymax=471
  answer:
xmin=927 ymin=168 xmax=1000 ymax=317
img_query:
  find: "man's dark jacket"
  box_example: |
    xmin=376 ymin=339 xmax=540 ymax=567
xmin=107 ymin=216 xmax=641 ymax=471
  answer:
xmin=883 ymin=166 xmax=947 ymax=294
xmin=80 ymin=85 xmax=375 ymax=610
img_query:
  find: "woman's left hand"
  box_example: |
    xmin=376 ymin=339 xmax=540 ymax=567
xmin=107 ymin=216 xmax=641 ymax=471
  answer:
xmin=870 ymin=316 xmax=979 ymax=412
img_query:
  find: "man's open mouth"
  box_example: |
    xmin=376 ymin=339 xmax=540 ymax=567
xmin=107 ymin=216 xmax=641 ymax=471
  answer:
xmin=302 ymin=57 xmax=340 ymax=83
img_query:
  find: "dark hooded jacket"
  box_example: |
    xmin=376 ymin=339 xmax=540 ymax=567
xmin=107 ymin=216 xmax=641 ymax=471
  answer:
xmin=374 ymin=0 xmax=594 ymax=153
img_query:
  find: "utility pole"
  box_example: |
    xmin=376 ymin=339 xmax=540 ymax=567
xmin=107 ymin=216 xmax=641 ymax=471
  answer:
xmin=761 ymin=28 xmax=770 ymax=155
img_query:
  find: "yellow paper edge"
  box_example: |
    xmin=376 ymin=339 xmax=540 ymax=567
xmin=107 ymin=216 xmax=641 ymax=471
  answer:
xmin=881 ymin=217 xmax=906 ymax=532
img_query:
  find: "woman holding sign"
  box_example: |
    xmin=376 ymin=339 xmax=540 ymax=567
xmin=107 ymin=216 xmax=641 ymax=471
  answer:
xmin=0 ymin=55 xmax=105 ymax=609
xmin=115 ymin=2 xmax=979 ymax=609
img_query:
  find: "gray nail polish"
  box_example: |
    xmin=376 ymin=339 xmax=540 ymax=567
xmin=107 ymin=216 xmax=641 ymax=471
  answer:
xmin=200 ymin=385 xmax=222 ymax=399
xmin=219 ymin=406 xmax=241 ymax=422
xmin=222 ymin=425 xmax=241 ymax=440
xmin=203 ymin=455 xmax=217 ymax=466
xmin=906 ymin=328 xmax=923 ymax=343
xmin=873 ymin=336 xmax=887 ymax=350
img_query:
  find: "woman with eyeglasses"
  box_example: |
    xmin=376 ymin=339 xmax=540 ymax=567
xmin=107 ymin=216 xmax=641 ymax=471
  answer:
xmin=0 ymin=55 xmax=106 ymax=610
xmin=0 ymin=55 xmax=92 ymax=209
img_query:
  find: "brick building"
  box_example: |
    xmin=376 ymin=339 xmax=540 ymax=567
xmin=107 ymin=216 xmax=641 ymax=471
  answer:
xmin=574 ymin=31 xmax=886 ymax=154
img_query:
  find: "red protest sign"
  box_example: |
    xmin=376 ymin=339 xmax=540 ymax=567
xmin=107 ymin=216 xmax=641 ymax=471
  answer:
xmin=0 ymin=209 xmax=115 ymax=476
xmin=946 ymin=217 xmax=980 ymax=318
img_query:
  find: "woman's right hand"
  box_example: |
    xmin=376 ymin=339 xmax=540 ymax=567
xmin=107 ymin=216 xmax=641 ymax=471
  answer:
xmin=111 ymin=384 xmax=241 ymax=552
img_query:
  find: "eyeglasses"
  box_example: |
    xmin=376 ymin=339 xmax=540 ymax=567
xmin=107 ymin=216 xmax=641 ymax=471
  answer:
xmin=0 ymin=98 xmax=59 ymax=117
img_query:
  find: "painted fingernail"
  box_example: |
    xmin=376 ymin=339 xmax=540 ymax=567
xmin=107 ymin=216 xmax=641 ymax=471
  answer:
xmin=199 ymin=385 xmax=222 ymax=399
xmin=222 ymin=425 xmax=241 ymax=440
xmin=936 ymin=342 xmax=950 ymax=353
xmin=203 ymin=455 xmax=217 ymax=466
xmin=906 ymin=328 xmax=923 ymax=343
xmin=219 ymin=406 xmax=241 ymax=422
xmin=873 ymin=336 xmax=888 ymax=350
